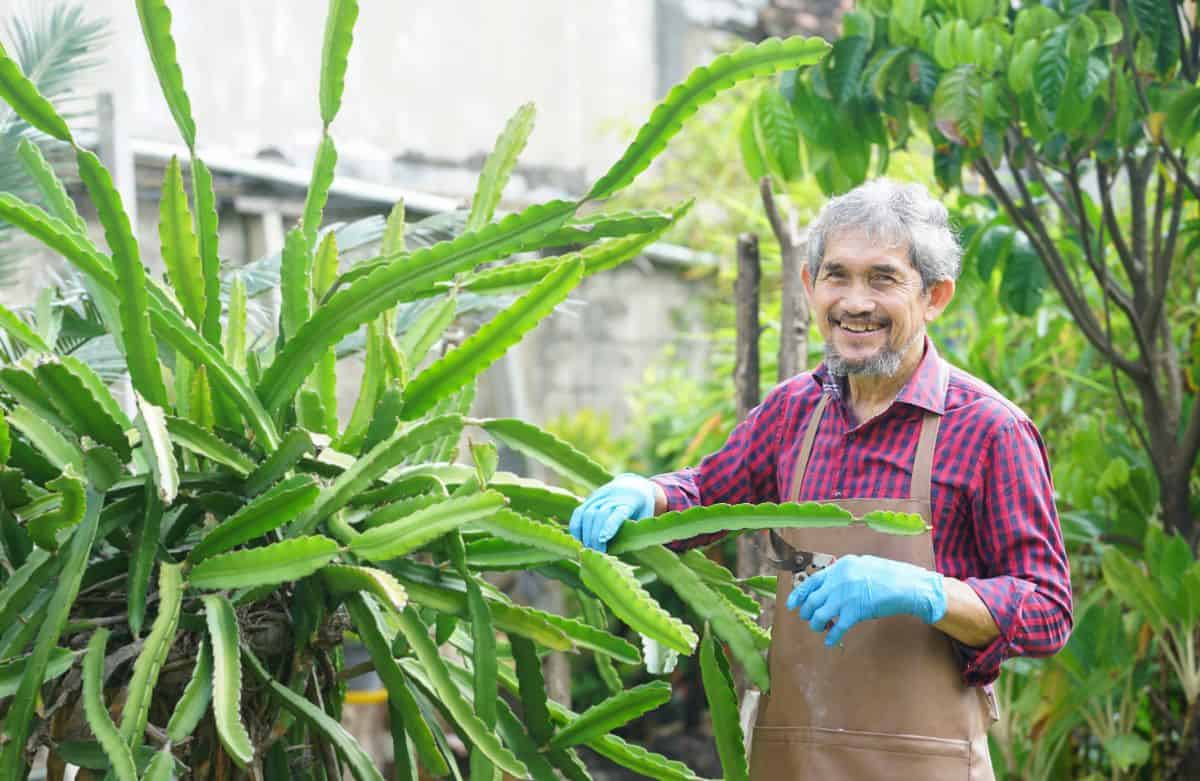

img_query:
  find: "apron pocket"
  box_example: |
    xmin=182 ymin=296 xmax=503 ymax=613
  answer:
xmin=750 ymin=725 xmax=972 ymax=781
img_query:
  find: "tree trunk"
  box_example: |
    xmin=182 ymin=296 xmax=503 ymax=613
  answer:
xmin=733 ymin=234 xmax=768 ymax=712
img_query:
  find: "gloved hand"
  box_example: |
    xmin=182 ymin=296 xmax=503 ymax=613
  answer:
xmin=786 ymin=554 xmax=946 ymax=647
xmin=569 ymin=473 xmax=658 ymax=552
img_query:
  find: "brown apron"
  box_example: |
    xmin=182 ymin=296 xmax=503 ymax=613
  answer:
xmin=748 ymin=384 xmax=997 ymax=780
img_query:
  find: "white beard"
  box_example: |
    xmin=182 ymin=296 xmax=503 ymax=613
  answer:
xmin=824 ymin=328 xmax=923 ymax=377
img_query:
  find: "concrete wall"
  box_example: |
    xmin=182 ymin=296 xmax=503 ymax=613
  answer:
xmin=0 ymin=0 xmax=719 ymax=437
xmin=12 ymin=0 xmax=670 ymax=182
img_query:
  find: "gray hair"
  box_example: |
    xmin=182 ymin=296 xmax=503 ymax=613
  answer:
xmin=805 ymin=179 xmax=962 ymax=289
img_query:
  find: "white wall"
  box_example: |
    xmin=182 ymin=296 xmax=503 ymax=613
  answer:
xmin=17 ymin=0 xmax=667 ymax=183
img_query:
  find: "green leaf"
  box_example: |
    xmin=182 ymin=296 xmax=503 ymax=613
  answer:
xmin=391 ymin=566 xmax=572 ymax=650
xmin=279 ymin=227 xmax=313 ymax=341
xmin=321 ymin=564 xmax=408 ymax=611
xmin=0 ymin=647 xmax=77 ymax=700
xmin=202 ymin=594 xmax=255 ymax=767
xmin=135 ymin=395 xmax=180 ymax=505
xmin=700 ymin=626 xmax=749 ymax=781
xmin=607 ymin=501 xmax=858 ymax=555
xmin=382 ymin=200 xmax=406 ymax=255
xmin=343 ymin=594 xmax=447 ymax=776
xmin=32 ymin=359 xmax=130 ymax=460
xmin=460 ymin=580 xmax=494 ymax=777
xmin=260 ymin=199 xmax=577 ymax=412
xmin=120 ymin=562 xmax=183 ymax=747
xmin=1008 ymin=39 xmax=1040 ymax=95
xmin=7 ymin=404 xmax=83 ymax=474
xmin=862 ymin=509 xmax=931 ymax=535
xmin=82 ymin=629 xmax=138 ymax=781
xmin=16 ymin=139 xmax=87 ymax=233
xmin=468 ymin=102 xmax=536 ymax=231
xmin=164 ymin=415 xmax=254 ymax=475
xmin=1000 ymin=232 xmax=1047 ymax=316
xmin=190 ymin=158 xmax=223 ymax=347
xmin=0 ymin=300 xmax=50 ymax=354
xmin=634 ymin=545 xmax=769 ymax=690
xmin=1103 ymin=733 xmax=1151 ymax=772
xmin=396 ymin=295 xmax=456 ymax=374
xmin=302 ymin=134 xmax=338 ymax=248
xmin=0 ymin=194 xmax=115 ymax=289
xmin=142 ymin=748 xmax=176 ymax=781
xmin=404 ymin=259 xmax=583 ymax=419
xmin=351 ymin=491 xmax=507 ymax=561
xmin=76 ymin=149 xmax=168 ymax=406
xmin=190 ymin=535 xmax=340 ymax=590
xmin=511 ymin=634 xmax=553 ymax=745
xmin=1102 ymin=546 xmax=1169 ymax=628
xmin=474 ymin=507 xmax=583 ymax=559
xmin=932 ymin=63 xmax=984 ymax=146
xmin=295 ymin=415 xmax=463 ymax=534
xmin=0 ymin=489 xmax=100 ymax=777
xmin=550 ymin=681 xmax=671 ymax=749
xmin=1035 ymin=27 xmax=1071 ymax=109
xmin=545 ymin=209 xmax=674 ymax=247
xmin=25 ymin=467 xmax=85 ymax=552
xmin=1087 ymin=10 xmax=1124 ymax=45
xmin=319 ymin=0 xmax=359 ymax=126
xmin=580 ymin=549 xmax=698 ymax=655
xmin=393 ymin=607 xmax=528 ymax=777
xmin=127 ymin=485 xmax=163 ymax=635
xmin=337 ymin=317 xmax=385 ymax=453
xmin=191 ymin=475 xmax=320 ymax=561
xmin=825 ymin=36 xmax=870 ymax=105
xmin=134 ymin=0 xmax=196 ymax=148
xmin=588 ymin=36 xmax=829 ymax=200
xmin=0 ymin=42 xmax=73 ymax=141
xmin=738 ymin=104 xmax=767 ymax=182
xmin=242 ymin=645 xmax=386 ymax=781
xmin=461 ymin=201 xmax=688 ymax=296
xmin=477 ymin=417 xmax=612 ymax=491
xmin=244 ymin=428 xmax=315 ymax=496
xmin=159 ymin=156 xmax=206 ymax=327
xmin=166 ymin=638 xmax=212 ymax=742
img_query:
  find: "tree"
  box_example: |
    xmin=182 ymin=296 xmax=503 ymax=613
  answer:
xmin=750 ymin=0 xmax=1200 ymax=543
xmin=0 ymin=2 xmax=854 ymax=778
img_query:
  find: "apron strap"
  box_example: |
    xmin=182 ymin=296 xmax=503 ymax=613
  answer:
xmin=909 ymin=411 xmax=942 ymax=502
xmin=787 ymin=392 xmax=831 ymax=502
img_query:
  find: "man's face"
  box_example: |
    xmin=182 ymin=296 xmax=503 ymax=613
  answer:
xmin=802 ymin=232 xmax=954 ymax=377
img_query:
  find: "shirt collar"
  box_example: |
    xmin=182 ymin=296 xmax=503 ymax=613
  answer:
xmin=812 ymin=336 xmax=948 ymax=415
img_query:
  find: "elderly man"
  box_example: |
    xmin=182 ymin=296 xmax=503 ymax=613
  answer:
xmin=569 ymin=179 xmax=1073 ymax=780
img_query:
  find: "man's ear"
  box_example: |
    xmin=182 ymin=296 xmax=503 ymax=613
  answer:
xmin=924 ymin=278 xmax=956 ymax=322
xmin=801 ymin=263 xmax=814 ymax=299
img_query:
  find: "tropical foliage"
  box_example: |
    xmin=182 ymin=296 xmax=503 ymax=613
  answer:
xmin=743 ymin=0 xmax=1200 ymax=546
xmin=0 ymin=1 xmax=886 ymax=778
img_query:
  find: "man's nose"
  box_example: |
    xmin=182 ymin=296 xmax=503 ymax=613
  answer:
xmin=840 ymin=286 xmax=877 ymax=315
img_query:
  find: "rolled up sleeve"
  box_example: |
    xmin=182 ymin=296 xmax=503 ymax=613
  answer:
xmin=651 ymin=383 xmax=790 ymax=551
xmin=958 ymin=417 xmax=1073 ymax=685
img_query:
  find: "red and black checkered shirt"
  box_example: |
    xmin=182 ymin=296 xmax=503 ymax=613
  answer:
xmin=652 ymin=338 xmax=1073 ymax=686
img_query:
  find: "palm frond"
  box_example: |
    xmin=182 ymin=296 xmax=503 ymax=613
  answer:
xmin=0 ymin=2 xmax=108 ymax=286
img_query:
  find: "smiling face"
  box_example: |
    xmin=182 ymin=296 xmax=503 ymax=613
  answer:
xmin=802 ymin=231 xmax=955 ymax=377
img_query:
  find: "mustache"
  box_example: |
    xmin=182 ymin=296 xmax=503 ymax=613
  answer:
xmin=830 ymin=314 xmax=890 ymax=328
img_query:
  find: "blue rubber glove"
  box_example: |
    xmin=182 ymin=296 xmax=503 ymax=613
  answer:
xmin=785 ymin=554 xmax=947 ymax=647
xmin=569 ymin=473 xmax=657 ymax=552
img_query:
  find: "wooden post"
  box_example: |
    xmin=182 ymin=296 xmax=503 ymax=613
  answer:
xmin=761 ymin=177 xmax=809 ymax=381
xmin=733 ymin=232 xmax=771 ymax=618
xmin=734 ymin=233 xmax=761 ymax=422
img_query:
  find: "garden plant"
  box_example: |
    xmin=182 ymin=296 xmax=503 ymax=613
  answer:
xmin=0 ymin=1 xmax=952 ymax=779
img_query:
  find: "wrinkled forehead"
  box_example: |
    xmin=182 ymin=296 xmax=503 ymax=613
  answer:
xmin=819 ymin=226 xmax=915 ymax=269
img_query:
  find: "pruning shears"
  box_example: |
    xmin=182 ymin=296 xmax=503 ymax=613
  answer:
xmin=768 ymin=530 xmax=836 ymax=587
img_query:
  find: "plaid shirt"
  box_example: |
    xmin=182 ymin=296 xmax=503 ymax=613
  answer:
xmin=652 ymin=338 xmax=1073 ymax=686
